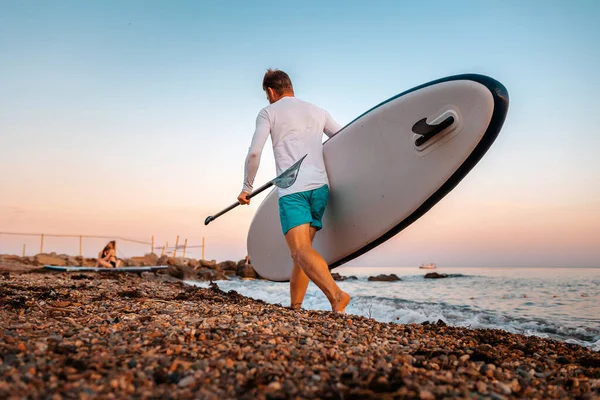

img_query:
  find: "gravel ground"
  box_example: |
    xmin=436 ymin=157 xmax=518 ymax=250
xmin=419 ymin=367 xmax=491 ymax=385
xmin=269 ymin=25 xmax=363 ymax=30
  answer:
xmin=1 ymin=272 xmax=599 ymax=399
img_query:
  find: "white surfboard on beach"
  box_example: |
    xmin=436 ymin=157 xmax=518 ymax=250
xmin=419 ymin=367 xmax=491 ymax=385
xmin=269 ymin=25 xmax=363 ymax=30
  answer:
xmin=248 ymin=74 xmax=509 ymax=281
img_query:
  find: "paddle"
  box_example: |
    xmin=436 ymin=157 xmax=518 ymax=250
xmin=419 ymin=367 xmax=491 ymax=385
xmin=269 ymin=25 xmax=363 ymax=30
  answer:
xmin=204 ymin=154 xmax=307 ymax=225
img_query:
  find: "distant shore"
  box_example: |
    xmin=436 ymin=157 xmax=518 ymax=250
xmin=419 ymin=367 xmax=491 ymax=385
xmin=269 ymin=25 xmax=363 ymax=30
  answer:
xmin=0 ymin=252 xmax=259 ymax=281
xmin=0 ymin=253 xmax=410 ymax=282
xmin=1 ymin=268 xmax=599 ymax=398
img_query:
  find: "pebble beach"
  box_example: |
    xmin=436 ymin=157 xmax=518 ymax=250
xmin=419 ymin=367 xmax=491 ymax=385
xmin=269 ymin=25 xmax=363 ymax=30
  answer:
xmin=1 ymin=269 xmax=599 ymax=399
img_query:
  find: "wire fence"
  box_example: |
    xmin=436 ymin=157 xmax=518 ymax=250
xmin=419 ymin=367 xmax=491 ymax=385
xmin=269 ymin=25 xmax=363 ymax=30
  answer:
xmin=0 ymin=232 xmax=206 ymax=259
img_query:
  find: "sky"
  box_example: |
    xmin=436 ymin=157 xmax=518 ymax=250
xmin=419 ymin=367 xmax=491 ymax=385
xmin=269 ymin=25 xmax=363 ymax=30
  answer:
xmin=1 ymin=0 xmax=599 ymax=267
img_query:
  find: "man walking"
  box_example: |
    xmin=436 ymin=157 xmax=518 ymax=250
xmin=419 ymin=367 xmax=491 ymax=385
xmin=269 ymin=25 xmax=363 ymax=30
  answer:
xmin=238 ymin=69 xmax=350 ymax=313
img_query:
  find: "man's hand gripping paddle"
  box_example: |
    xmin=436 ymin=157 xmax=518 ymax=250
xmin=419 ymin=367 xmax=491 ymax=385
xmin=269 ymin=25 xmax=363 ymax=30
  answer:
xmin=204 ymin=155 xmax=307 ymax=225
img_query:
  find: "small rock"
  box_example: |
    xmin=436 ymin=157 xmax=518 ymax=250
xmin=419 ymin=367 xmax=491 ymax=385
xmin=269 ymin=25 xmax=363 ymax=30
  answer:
xmin=534 ymin=371 xmax=553 ymax=379
xmin=480 ymin=363 xmax=496 ymax=377
xmin=566 ymin=378 xmax=579 ymax=388
xmin=494 ymin=369 xmax=506 ymax=381
xmin=178 ymin=376 xmax=195 ymax=388
xmin=510 ymin=379 xmax=521 ymax=393
xmin=496 ymin=382 xmax=512 ymax=395
xmin=419 ymin=390 xmax=435 ymax=400
xmin=476 ymin=381 xmax=487 ymax=393
xmin=557 ymin=355 xmax=573 ymax=364
xmin=490 ymin=393 xmax=507 ymax=400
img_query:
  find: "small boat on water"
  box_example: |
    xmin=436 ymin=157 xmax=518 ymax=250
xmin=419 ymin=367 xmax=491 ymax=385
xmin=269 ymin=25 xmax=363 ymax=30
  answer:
xmin=419 ymin=263 xmax=437 ymax=270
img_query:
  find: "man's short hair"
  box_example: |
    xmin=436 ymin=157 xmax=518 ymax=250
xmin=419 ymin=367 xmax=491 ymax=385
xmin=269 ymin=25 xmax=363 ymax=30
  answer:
xmin=262 ymin=69 xmax=293 ymax=95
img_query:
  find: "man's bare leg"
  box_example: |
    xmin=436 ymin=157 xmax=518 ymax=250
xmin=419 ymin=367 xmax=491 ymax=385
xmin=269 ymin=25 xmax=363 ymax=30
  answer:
xmin=285 ymin=223 xmax=350 ymax=313
xmin=290 ymin=227 xmax=316 ymax=309
xmin=290 ymin=264 xmax=309 ymax=309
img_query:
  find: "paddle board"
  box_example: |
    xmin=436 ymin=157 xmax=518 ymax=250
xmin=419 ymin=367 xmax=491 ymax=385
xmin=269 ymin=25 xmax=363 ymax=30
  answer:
xmin=44 ymin=266 xmax=168 ymax=273
xmin=248 ymin=74 xmax=509 ymax=281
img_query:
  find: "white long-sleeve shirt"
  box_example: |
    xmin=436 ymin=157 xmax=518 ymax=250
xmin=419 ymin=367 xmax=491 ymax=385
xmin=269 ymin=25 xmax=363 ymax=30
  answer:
xmin=243 ymin=96 xmax=342 ymax=197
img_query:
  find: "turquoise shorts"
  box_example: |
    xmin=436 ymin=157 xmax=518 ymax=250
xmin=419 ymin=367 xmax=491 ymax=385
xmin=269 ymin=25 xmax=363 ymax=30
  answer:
xmin=278 ymin=185 xmax=329 ymax=235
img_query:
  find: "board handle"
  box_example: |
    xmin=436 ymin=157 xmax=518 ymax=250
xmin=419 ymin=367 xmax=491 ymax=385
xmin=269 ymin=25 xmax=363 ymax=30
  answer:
xmin=412 ymin=115 xmax=455 ymax=146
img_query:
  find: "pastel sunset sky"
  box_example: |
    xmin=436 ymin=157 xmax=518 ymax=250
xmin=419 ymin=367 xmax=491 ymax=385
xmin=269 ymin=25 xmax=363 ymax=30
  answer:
xmin=1 ymin=1 xmax=599 ymax=267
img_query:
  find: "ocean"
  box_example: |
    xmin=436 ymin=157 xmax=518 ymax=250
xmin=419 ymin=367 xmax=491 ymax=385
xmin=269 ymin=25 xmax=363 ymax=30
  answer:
xmin=189 ymin=266 xmax=600 ymax=351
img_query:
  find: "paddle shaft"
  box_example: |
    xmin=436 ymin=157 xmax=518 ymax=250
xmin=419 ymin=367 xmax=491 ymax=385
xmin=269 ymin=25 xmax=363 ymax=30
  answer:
xmin=205 ymin=154 xmax=307 ymax=226
xmin=204 ymin=180 xmax=273 ymax=225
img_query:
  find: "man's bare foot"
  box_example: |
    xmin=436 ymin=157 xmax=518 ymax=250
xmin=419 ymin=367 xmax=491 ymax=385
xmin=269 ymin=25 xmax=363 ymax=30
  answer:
xmin=290 ymin=302 xmax=302 ymax=310
xmin=331 ymin=291 xmax=350 ymax=313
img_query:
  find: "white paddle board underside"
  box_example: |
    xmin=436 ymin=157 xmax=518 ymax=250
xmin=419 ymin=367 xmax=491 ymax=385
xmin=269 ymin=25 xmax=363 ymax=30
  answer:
xmin=248 ymin=74 xmax=509 ymax=281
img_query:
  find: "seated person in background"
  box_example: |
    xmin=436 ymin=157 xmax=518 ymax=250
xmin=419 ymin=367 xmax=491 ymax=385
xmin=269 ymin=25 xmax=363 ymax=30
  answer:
xmin=97 ymin=240 xmax=121 ymax=268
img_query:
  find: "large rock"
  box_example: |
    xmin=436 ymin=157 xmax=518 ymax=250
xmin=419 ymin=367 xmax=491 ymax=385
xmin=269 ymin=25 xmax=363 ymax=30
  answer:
xmin=196 ymin=268 xmax=228 ymax=281
xmin=0 ymin=255 xmax=22 ymax=264
xmin=60 ymin=255 xmax=94 ymax=267
xmin=424 ymin=272 xmax=449 ymax=279
xmin=66 ymin=256 xmax=82 ymax=266
xmin=199 ymin=259 xmax=218 ymax=270
xmin=0 ymin=255 xmax=34 ymax=269
xmin=167 ymin=257 xmax=195 ymax=268
xmin=128 ymin=253 xmax=159 ymax=267
xmin=167 ymin=265 xmax=198 ymax=280
xmin=82 ymin=258 xmax=97 ymax=267
xmin=125 ymin=258 xmax=142 ymax=267
xmin=188 ymin=259 xmax=199 ymax=269
xmin=33 ymin=253 xmax=67 ymax=267
xmin=218 ymin=261 xmax=237 ymax=272
xmin=157 ymin=255 xmax=169 ymax=266
xmin=237 ymin=263 xmax=257 ymax=279
xmin=331 ymin=272 xmax=358 ymax=281
xmin=368 ymin=274 xmax=401 ymax=282
xmin=145 ymin=253 xmax=159 ymax=265
xmin=24 ymin=256 xmax=37 ymax=265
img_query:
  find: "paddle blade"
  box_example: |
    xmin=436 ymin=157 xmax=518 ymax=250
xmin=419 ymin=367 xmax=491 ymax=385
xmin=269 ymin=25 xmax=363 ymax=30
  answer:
xmin=272 ymin=154 xmax=307 ymax=189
